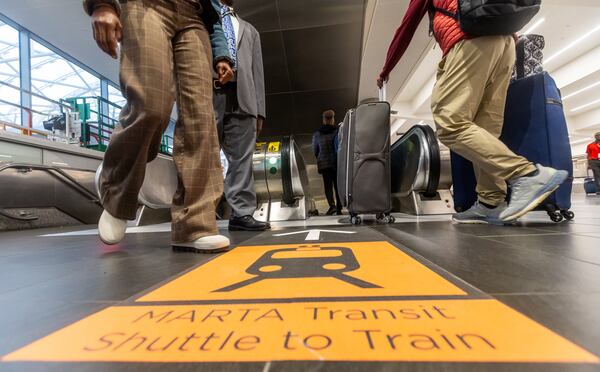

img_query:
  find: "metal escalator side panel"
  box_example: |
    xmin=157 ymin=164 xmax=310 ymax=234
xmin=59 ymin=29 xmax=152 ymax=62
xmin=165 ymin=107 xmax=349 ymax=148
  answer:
xmin=137 ymin=155 xmax=178 ymax=209
xmin=0 ymin=163 xmax=102 ymax=225
xmin=289 ymin=138 xmax=309 ymax=197
xmin=391 ymin=128 xmax=424 ymax=197
xmin=253 ymin=142 xmax=270 ymax=202
xmin=252 ymin=142 xmax=271 ymax=221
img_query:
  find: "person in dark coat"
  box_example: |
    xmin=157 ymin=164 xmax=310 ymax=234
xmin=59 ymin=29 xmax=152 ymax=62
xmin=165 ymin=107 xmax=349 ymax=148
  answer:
xmin=312 ymin=110 xmax=342 ymax=215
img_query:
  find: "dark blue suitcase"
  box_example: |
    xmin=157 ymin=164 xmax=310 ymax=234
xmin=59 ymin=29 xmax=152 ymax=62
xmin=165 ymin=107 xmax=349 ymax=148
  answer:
xmin=451 ymin=72 xmax=574 ymax=222
xmin=584 ymin=178 xmax=598 ymax=194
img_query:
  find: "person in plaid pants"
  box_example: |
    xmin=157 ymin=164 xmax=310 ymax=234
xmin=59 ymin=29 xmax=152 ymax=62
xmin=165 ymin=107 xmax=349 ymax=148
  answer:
xmin=84 ymin=0 xmax=234 ymax=252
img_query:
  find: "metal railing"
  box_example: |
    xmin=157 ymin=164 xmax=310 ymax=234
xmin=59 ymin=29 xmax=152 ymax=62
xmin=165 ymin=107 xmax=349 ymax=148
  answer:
xmin=61 ymin=96 xmax=173 ymax=155
xmin=1 ymin=79 xmax=174 ymax=155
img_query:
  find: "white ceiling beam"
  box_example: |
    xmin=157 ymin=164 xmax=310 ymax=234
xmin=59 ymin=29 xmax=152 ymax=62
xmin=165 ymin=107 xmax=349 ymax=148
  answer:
xmin=568 ymin=107 xmax=600 ymax=132
xmin=550 ymin=45 xmax=600 ymax=88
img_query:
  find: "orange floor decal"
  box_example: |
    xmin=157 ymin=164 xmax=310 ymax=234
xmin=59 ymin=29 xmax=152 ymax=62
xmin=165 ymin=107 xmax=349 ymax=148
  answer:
xmin=3 ymin=300 xmax=598 ymax=363
xmin=2 ymin=241 xmax=598 ymax=363
xmin=137 ymin=242 xmax=466 ymax=302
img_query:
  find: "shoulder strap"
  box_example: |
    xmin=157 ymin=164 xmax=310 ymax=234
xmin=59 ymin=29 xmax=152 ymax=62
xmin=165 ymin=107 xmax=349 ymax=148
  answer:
xmin=428 ymin=3 xmax=458 ymax=37
xmin=433 ymin=6 xmax=457 ymax=19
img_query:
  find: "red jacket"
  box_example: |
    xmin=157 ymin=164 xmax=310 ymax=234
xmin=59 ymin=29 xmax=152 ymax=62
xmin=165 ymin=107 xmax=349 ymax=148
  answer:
xmin=379 ymin=0 xmax=467 ymax=79
xmin=588 ymin=142 xmax=600 ymax=161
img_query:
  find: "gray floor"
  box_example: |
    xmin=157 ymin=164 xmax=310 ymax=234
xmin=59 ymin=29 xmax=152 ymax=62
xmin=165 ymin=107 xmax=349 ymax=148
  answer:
xmin=1 ymin=195 xmax=599 ymax=371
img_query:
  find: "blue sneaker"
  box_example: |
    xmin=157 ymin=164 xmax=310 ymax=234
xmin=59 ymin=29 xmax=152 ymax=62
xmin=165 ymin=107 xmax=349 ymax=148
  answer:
xmin=500 ymin=164 xmax=569 ymax=222
xmin=452 ymin=201 xmax=506 ymax=225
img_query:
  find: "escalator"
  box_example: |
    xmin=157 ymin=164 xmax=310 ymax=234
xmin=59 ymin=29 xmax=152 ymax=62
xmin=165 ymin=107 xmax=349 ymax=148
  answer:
xmin=0 ymin=163 xmax=103 ymax=231
xmin=0 ymin=125 xmax=451 ymax=233
xmin=390 ymin=124 xmax=454 ymax=215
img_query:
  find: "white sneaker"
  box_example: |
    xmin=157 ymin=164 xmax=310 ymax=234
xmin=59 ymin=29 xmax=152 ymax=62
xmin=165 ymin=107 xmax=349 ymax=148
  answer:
xmin=173 ymin=235 xmax=230 ymax=253
xmin=98 ymin=210 xmax=127 ymax=245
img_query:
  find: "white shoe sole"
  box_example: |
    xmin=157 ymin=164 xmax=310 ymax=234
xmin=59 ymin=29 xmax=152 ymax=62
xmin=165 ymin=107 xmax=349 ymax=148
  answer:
xmin=452 ymin=217 xmax=489 ymax=225
xmin=172 ymin=246 xmax=230 ymax=254
xmin=99 ymin=235 xmax=122 ymax=245
xmin=172 ymin=241 xmax=230 ymax=254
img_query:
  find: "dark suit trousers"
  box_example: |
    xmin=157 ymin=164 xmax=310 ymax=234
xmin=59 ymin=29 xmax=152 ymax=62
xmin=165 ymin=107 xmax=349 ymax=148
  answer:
xmin=214 ymin=82 xmax=258 ymax=217
xmin=321 ymin=168 xmax=342 ymax=209
xmin=591 ymin=160 xmax=600 ymax=190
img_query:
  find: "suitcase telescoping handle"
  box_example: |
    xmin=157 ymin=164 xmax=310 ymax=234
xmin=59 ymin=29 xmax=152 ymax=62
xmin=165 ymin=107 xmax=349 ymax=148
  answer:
xmin=378 ymin=81 xmax=387 ymax=102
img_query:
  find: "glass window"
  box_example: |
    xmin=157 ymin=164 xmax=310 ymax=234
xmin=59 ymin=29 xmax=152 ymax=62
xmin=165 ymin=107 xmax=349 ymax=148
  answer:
xmin=30 ymin=39 xmax=101 ymax=130
xmin=0 ymin=20 xmax=21 ymax=128
xmin=107 ymin=83 xmax=125 ymax=121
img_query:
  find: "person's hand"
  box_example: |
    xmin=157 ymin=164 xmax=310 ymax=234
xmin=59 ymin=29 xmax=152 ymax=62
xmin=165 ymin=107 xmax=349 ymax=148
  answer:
xmin=217 ymin=61 xmax=234 ymax=85
xmin=91 ymin=5 xmax=122 ymax=59
xmin=376 ymin=74 xmax=387 ymax=89
xmin=257 ymin=117 xmax=264 ymax=135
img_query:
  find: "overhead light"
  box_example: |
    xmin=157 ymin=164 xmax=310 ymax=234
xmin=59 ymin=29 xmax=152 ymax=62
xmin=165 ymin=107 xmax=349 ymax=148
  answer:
xmin=523 ymin=18 xmax=545 ymax=35
xmin=571 ymin=98 xmax=600 ymax=113
xmin=546 ymin=24 xmax=600 ymax=65
xmin=563 ymin=81 xmax=600 ymax=100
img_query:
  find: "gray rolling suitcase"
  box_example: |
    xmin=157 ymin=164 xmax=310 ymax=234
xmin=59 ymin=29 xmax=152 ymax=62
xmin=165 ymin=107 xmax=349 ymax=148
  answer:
xmin=337 ymin=87 xmax=393 ymax=225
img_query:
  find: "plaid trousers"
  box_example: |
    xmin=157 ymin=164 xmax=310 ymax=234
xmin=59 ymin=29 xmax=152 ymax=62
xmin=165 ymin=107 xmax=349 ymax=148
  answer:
xmin=100 ymin=0 xmax=223 ymax=243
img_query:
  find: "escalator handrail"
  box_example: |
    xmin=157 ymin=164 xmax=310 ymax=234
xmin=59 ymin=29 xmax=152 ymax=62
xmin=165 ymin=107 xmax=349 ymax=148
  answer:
xmin=280 ymin=136 xmax=295 ymax=205
xmin=391 ymin=124 xmax=441 ymax=196
xmin=419 ymin=125 xmax=441 ymax=196
xmin=0 ymin=163 xmax=101 ymax=203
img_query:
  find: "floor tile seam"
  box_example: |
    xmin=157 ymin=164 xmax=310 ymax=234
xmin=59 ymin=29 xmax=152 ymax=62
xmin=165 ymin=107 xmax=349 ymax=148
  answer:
xmin=477 ymin=233 xmax=568 ymax=238
xmin=571 ymin=233 xmax=600 ymax=239
xmin=478 ymin=236 xmax=600 ymax=267
xmin=490 ymin=291 xmax=600 ymax=297
xmin=527 ymin=223 xmax=600 ymax=234
xmin=0 ymin=255 xmax=181 ymax=297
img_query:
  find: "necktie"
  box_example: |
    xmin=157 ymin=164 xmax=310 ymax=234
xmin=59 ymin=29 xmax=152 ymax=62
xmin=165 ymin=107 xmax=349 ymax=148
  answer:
xmin=220 ymin=5 xmax=237 ymax=69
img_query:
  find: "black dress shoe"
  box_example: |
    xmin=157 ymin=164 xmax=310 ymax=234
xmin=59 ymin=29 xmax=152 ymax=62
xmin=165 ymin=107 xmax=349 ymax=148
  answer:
xmin=326 ymin=206 xmax=337 ymax=216
xmin=229 ymin=215 xmax=271 ymax=231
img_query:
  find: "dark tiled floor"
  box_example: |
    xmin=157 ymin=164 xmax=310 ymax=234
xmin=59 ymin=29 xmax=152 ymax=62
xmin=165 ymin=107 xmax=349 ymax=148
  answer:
xmin=1 ymin=195 xmax=600 ymax=371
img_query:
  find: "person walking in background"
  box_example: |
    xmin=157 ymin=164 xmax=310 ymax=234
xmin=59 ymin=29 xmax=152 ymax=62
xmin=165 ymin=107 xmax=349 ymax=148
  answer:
xmin=84 ymin=0 xmax=235 ymax=252
xmin=313 ymin=110 xmax=342 ymax=216
xmin=214 ymin=0 xmax=269 ymax=231
xmin=376 ymin=0 xmax=568 ymax=224
xmin=587 ymin=132 xmax=600 ymax=195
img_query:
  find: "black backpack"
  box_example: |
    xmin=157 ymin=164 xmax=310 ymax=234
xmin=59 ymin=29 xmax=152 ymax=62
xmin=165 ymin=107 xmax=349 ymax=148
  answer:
xmin=432 ymin=0 xmax=542 ymax=36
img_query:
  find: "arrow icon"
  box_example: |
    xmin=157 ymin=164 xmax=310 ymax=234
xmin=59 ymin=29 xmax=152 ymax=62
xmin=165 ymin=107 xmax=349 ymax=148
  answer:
xmin=274 ymin=229 xmax=357 ymax=241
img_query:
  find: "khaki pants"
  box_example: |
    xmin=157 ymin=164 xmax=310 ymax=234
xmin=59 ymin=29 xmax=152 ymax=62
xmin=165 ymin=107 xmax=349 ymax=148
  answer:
xmin=432 ymin=35 xmax=537 ymax=206
xmin=100 ymin=0 xmax=223 ymax=243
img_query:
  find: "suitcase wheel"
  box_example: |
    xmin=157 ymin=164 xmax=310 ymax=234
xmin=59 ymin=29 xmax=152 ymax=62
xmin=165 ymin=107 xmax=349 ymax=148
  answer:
xmin=547 ymin=210 xmax=563 ymax=223
xmin=376 ymin=213 xmax=395 ymax=224
xmin=560 ymin=210 xmax=575 ymax=221
xmin=351 ymin=215 xmax=362 ymax=225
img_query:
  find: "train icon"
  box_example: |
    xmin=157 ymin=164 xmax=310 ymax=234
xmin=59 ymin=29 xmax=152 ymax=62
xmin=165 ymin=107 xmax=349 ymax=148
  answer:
xmin=214 ymin=245 xmax=381 ymax=292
